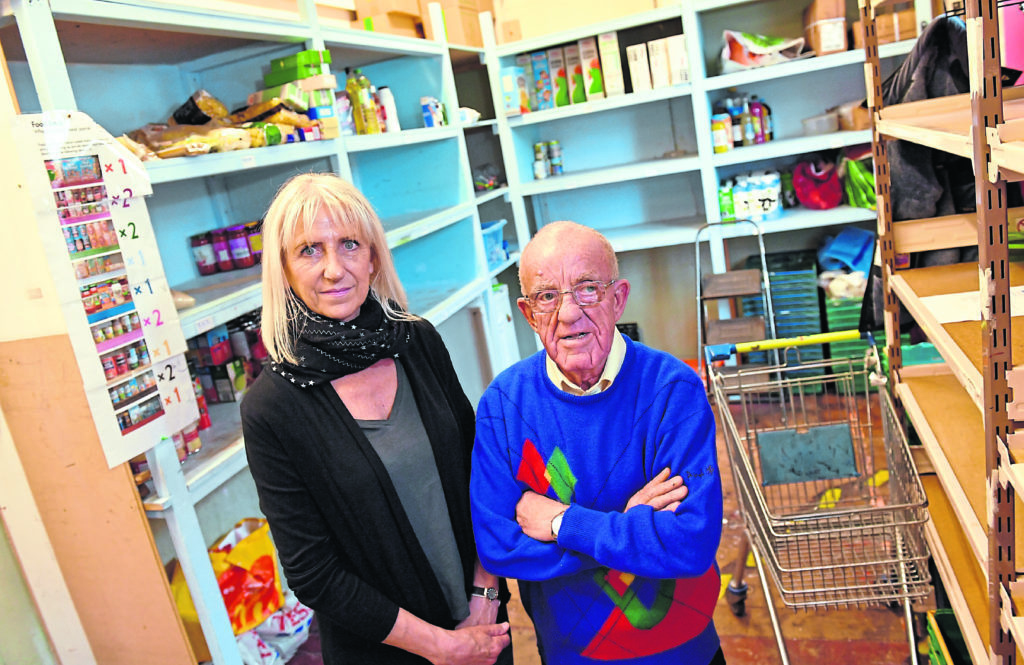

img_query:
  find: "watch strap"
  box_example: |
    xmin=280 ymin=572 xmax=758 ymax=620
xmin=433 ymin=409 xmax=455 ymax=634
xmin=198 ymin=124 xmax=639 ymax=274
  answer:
xmin=471 ymin=585 xmax=499 ymax=601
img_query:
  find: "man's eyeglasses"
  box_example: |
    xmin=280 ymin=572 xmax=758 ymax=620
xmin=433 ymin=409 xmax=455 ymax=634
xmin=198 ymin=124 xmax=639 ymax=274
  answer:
xmin=523 ymin=280 xmax=617 ymax=313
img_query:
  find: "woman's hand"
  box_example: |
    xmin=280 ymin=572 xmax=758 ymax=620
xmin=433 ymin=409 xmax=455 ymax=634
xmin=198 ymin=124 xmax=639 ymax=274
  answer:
xmin=625 ymin=467 xmax=688 ymax=513
xmin=456 ymin=593 xmax=500 ymax=628
xmin=437 ymin=623 xmax=511 ymax=665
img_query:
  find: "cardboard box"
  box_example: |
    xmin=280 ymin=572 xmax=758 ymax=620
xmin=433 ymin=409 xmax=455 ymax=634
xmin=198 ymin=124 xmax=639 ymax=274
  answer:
xmin=492 ymin=0 xmax=656 ymax=43
xmin=297 ymin=74 xmax=338 ymax=91
xmin=578 ymin=36 xmax=604 ymax=100
xmin=547 ymin=47 xmax=570 ymax=106
xmin=500 ymin=19 xmax=522 ymax=42
xmin=516 ymin=53 xmax=537 ymax=110
xmin=805 ymin=17 xmax=846 ymax=55
xmin=597 ymin=31 xmax=625 ymax=97
xmin=531 ymin=51 xmax=553 ymax=110
xmin=499 ymin=65 xmax=525 ymax=115
xmin=564 ymin=44 xmax=586 ymax=104
xmin=647 ymin=37 xmax=670 ymax=88
xmin=626 ymin=43 xmax=651 ymax=93
xmin=270 ymin=49 xmax=331 ymax=72
xmin=852 ymin=9 xmax=917 ymax=48
xmin=361 ymin=11 xmax=422 ymax=37
xmin=665 ymin=33 xmax=688 ymax=84
xmin=444 ymin=6 xmax=483 ymax=47
xmin=317 ymin=2 xmax=357 ymax=28
xmin=803 ymin=0 xmax=846 ymax=55
xmin=247 ymin=81 xmax=308 ymax=110
xmin=264 ymin=64 xmax=325 ymax=87
xmin=356 ymin=0 xmax=420 ymax=17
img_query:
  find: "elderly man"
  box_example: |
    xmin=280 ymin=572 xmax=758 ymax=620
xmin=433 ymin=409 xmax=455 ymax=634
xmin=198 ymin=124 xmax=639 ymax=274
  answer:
xmin=470 ymin=221 xmax=725 ymax=665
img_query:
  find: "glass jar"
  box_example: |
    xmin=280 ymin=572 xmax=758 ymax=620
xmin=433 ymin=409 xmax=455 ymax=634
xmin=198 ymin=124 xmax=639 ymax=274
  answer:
xmin=245 ymin=220 xmax=263 ymax=264
xmin=228 ymin=225 xmax=255 ymax=269
xmin=211 ymin=229 xmax=234 ymax=272
xmin=191 ymin=232 xmax=219 ymax=276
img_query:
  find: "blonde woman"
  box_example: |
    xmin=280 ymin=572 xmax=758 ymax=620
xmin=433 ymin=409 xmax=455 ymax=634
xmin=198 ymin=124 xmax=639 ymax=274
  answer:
xmin=241 ymin=173 xmax=511 ymax=665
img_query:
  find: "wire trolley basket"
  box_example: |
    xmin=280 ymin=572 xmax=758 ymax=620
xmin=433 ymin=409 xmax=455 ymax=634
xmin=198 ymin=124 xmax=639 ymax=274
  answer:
xmin=707 ymin=333 xmax=931 ymax=661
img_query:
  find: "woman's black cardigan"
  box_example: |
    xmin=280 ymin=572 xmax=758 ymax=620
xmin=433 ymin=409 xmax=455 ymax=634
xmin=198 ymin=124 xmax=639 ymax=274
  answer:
xmin=241 ymin=318 xmax=502 ymax=664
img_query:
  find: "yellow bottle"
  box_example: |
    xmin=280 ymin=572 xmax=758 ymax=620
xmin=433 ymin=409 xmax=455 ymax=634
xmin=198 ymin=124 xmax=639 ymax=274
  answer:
xmin=355 ymin=69 xmax=381 ymax=135
xmin=345 ymin=68 xmax=367 ymax=135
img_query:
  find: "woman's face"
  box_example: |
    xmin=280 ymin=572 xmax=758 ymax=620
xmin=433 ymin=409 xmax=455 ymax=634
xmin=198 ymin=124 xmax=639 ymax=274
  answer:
xmin=283 ymin=212 xmax=375 ymax=322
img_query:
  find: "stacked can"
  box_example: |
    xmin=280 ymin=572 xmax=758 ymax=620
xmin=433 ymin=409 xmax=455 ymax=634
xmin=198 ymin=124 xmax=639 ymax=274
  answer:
xmin=533 ymin=142 xmax=548 ymax=180
xmin=547 ymin=140 xmax=563 ymax=176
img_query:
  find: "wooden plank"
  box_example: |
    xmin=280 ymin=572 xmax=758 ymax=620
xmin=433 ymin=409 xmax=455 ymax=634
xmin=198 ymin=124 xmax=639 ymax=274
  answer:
xmin=0 ymin=335 xmax=195 ymax=665
xmin=890 ymin=270 xmax=984 ymax=410
xmin=921 ymin=474 xmax=989 ymax=663
xmin=897 ymin=376 xmax=988 ymax=569
xmin=892 ymin=214 xmax=977 ymax=254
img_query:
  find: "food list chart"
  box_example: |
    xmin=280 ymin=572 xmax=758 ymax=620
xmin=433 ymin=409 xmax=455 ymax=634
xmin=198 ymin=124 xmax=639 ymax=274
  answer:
xmin=15 ymin=112 xmax=197 ymax=467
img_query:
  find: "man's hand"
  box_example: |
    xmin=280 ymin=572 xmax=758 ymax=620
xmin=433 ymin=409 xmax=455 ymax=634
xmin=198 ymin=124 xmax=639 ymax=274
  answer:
xmin=516 ymin=491 xmax=567 ymax=542
xmin=625 ymin=468 xmax=688 ymax=513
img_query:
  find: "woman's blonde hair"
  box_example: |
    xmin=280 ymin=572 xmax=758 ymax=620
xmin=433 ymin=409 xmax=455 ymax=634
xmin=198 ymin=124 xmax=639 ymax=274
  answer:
xmin=260 ymin=173 xmax=415 ymax=364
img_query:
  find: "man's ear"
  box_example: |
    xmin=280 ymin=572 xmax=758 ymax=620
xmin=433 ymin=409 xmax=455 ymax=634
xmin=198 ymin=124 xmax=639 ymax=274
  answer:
xmin=517 ymin=298 xmax=540 ymax=333
xmin=612 ymin=279 xmax=631 ymax=319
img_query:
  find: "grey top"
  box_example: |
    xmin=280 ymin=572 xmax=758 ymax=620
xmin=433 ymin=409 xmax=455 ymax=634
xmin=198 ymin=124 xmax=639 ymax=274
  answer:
xmin=357 ymin=362 xmax=470 ymax=622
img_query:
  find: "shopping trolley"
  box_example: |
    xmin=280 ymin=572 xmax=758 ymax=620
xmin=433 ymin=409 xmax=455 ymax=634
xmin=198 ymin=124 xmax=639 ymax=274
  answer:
xmin=705 ymin=331 xmax=932 ymax=664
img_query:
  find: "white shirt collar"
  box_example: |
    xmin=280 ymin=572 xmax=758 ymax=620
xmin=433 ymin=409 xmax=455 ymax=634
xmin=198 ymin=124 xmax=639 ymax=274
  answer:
xmin=546 ymin=332 xmax=627 ymax=396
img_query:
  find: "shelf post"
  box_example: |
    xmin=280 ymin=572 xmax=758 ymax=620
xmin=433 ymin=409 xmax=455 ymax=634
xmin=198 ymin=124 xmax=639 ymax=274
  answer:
xmin=10 ymin=0 xmax=76 ymax=110
xmin=965 ymin=1 xmax=1015 ymax=660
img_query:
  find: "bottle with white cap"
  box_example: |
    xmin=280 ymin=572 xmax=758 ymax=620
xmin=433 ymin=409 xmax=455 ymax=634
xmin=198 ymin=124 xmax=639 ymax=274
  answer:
xmin=378 ymin=86 xmax=401 ymax=133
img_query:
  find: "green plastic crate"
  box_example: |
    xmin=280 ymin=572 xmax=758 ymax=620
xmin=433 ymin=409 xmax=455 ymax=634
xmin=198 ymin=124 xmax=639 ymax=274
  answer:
xmin=927 ymin=609 xmax=971 ymax=665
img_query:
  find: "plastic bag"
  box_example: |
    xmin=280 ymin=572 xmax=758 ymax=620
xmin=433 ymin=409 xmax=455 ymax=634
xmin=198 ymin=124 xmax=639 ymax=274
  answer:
xmin=210 ymin=518 xmax=285 ymax=635
xmin=255 ymin=590 xmax=314 ymax=661
xmin=720 ymin=30 xmax=805 ymax=74
xmin=792 ymin=160 xmax=842 ymax=210
xmin=237 ymin=630 xmax=280 ymax=665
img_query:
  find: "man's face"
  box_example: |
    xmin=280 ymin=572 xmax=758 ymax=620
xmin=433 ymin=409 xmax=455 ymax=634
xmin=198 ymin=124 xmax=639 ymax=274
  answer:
xmin=518 ymin=232 xmax=629 ymax=390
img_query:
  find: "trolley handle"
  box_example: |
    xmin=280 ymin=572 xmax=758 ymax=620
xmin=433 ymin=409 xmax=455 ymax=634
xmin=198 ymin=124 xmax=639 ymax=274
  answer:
xmin=704 ymin=330 xmax=876 ymax=364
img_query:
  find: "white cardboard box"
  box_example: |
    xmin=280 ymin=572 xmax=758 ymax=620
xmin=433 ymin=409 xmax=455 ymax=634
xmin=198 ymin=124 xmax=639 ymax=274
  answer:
xmin=626 ymin=43 xmax=652 ymax=93
xmin=665 ymin=33 xmax=689 ymax=84
xmin=597 ymin=31 xmax=625 ymax=97
xmin=647 ymin=37 xmax=671 ymax=88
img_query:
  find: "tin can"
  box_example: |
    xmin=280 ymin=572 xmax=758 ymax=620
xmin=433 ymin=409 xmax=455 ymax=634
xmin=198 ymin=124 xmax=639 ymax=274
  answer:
xmin=533 ymin=159 xmax=548 ymax=180
xmin=549 ymin=154 xmax=564 ymax=176
xmin=711 ymin=113 xmax=733 ymax=153
xmin=533 ymin=142 xmax=547 ymax=160
xmin=547 ymin=139 xmax=561 ymax=158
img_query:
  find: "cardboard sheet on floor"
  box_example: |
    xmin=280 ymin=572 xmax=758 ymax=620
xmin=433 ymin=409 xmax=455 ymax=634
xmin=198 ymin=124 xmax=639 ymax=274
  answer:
xmin=756 ymin=423 xmax=859 ymax=486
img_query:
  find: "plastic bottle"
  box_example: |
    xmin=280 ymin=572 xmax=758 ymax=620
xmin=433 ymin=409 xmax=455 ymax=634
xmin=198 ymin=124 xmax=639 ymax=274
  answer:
xmin=377 ymin=86 xmax=401 ymax=133
xmin=355 ymin=69 xmax=381 ymax=135
xmin=725 ymin=97 xmax=744 ymax=146
xmin=750 ymin=96 xmax=766 ymax=144
xmin=345 ymin=68 xmax=367 ymax=135
xmin=740 ymin=99 xmax=756 ymax=147
xmin=370 ymin=85 xmax=386 ymax=131
xmin=755 ymin=95 xmax=773 ymax=141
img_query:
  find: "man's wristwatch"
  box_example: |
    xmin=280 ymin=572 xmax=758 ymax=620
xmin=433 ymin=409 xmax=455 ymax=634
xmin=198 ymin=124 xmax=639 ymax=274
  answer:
xmin=551 ymin=510 xmax=567 ymax=541
xmin=471 ymin=586 xmax=499 ymax=601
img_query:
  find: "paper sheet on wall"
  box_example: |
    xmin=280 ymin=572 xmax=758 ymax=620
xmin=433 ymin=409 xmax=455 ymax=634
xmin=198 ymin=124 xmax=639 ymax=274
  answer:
xmin=920 ymin=287 xmax=1024 ymax=324
xmin=12 ymin=111 xmax=198 ymax=468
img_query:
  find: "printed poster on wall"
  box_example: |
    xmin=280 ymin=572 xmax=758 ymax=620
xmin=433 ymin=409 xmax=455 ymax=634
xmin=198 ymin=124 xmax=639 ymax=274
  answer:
xmin=13 ymin=111 xmax=197 ymax=468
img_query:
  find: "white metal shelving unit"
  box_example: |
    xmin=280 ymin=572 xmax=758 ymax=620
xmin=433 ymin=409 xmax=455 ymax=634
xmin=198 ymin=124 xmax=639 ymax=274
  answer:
xmin=479 ymin=1 xmax=927 ymax=307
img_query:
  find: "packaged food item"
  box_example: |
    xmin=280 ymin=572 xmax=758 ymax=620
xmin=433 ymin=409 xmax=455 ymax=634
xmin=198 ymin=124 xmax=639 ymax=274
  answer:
xmin=191 ymin=232 xmax=219 ymax=276
xmin=170 ymin=89 xmax=229 ymax=125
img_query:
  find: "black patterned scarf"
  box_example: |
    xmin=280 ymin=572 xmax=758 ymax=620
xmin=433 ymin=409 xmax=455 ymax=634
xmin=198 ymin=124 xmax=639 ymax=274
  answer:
xmin=269 ymin=294 xmax=405 ymax=389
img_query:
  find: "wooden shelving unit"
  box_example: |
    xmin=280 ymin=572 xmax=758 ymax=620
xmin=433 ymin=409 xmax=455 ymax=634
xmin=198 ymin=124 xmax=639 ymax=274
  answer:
xmin=859 ymin=0 xmax=1024 ymax=661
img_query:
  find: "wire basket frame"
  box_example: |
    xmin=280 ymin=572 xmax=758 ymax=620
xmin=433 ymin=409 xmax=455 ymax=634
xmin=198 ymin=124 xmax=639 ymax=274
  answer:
xmin=712 ymin=349 xmax=931 ymax=610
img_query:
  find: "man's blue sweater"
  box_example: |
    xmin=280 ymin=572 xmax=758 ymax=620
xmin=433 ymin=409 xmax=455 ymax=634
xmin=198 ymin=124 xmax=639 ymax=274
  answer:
xmin=471 ymin=335 xmax=723 ymax=664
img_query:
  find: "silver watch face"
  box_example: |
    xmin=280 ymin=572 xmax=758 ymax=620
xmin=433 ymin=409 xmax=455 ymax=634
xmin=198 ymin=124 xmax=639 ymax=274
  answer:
xmin=478 ymin=586 xmax=499 ymax=600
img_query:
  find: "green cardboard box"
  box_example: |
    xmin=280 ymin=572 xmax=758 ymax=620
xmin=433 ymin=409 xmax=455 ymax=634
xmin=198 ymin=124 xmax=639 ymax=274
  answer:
xmin=263 ymin=63 xmax=325 ymax=88
xmin=270 ymin=49 xmax=331 ymax=72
